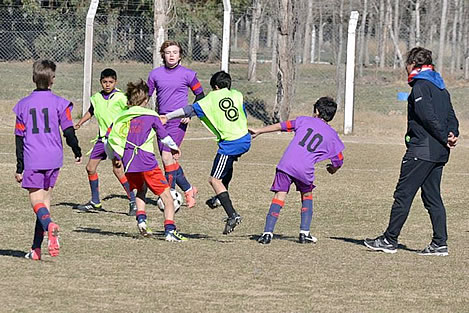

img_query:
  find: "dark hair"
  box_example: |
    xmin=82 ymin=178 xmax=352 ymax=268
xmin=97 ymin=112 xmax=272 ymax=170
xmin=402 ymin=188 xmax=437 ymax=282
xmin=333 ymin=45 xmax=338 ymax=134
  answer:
xmin=100 ymin=68 xmax=117 ymax=81
xmin=405 ymin=47 xmax=433 ymax=67
xmin=210 ymin=71 xmax=231 ymax=89
xmin=159 ymin=40 xmax=183 ymax=64
xmin=126 ymin=79 xmax=149 ymax=107
xmin=33 ymin=60 xmax=56 ymax=89
xmin=314 ymin=97 xmax=337 ymax=122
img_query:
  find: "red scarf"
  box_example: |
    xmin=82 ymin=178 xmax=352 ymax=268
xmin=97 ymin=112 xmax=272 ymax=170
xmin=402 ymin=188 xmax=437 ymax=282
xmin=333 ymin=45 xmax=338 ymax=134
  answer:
xmin=407 ymin=64 xmax=434 ymax=83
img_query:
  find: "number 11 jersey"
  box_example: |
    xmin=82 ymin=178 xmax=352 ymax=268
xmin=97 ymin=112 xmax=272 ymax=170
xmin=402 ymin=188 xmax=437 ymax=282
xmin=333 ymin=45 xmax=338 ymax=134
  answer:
xmin=13 ymin=90 xmax=74 ymax=170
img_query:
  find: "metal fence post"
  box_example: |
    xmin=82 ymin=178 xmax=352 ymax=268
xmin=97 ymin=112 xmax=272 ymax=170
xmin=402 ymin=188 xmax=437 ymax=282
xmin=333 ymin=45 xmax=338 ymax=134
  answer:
xmin=344 ymin=11 xmax=359 ymax=135
xmin=82 ymin=0 xmax=99 ymax=117
xmin=221 ymin=0 xmax=231 ymax=73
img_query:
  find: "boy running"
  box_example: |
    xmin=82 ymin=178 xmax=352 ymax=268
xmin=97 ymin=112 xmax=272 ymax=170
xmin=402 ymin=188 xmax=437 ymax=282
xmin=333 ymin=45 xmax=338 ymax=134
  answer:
xmin=74 ymin=68 xmax=137 ymax=216
xmin=249 ymin=97 xmax=344 ymax=244
xmin=106 ymin=80 xmax=187 ymax=241
xmin=14 ymin=60 xmax=82 ymax=260
xmin=161 ymin=71 xmax=251 ymax=235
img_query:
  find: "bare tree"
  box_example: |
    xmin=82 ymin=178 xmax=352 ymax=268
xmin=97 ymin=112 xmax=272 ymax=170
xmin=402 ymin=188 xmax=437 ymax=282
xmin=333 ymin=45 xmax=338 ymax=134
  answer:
xmin=379 ymin=0 xmax=389 ymax=68
xmin=335 ymin=0 xmax=345 ymax=107
xmin=392 ymin=0 xmax=400 ymax=69
xmin=302 ymin=0 xmax=313 ymax=63
xmin=437 ymin=0 xmax=448 ymax=71
xmin=450 ymin=0 xmax=459 ymax=74
xmin=153 ymin=0 xmax=171 ymax=67
xmin=248 ymin=0 xmax=263 ymax=81
xmin=358 ymin=0 xmax=368 ymax=77
xmin=387 ymin=0 xmax=403 ymax=68
xmin=415 ymin=0 xmax=421 ymax=46
xmin=273 ymin=0 xmax=299 ymax=122
xmin=318 ymin=0 xmax=324 ymax=62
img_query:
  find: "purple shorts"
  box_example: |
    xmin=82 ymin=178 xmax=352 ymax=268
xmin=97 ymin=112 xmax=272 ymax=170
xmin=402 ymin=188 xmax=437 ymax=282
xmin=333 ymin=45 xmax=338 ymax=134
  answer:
xmin=89 ymin=140 xmax=107 ymax=160
xmin=22 ymin=168 xmax=60 ymax=189
xmin=157 ymin=119 xmax=187 ymax=153
xmin=271 ymin=169 xmax=315 ymax=193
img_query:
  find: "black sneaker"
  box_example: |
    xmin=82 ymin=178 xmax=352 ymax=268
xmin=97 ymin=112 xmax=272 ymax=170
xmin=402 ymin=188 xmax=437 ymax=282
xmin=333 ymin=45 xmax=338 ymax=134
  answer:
xmin=419 ymin=242 xmax=448 ymax=256
xmin=75 ymin=201 xmax=103 ymax=212
xmin=206 ymin=196 xmax=221 ymax=209
xmin=298 ymin=231 xmax=318 ymax=244
xmin=364 ymin=235 xmax=397 ymax=254
xmin=258 ymin=232 xmax=273 ymax=244
xmin=128 ymin=201 xmax=137 ymax=216
xmin=223 ymin=214 xmax=242 ymax=235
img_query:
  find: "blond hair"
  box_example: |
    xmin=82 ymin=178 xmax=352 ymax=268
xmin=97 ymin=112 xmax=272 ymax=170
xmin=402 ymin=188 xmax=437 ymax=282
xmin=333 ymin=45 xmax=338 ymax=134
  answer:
xmin=126 ymin=79 xmax=149 ymax=107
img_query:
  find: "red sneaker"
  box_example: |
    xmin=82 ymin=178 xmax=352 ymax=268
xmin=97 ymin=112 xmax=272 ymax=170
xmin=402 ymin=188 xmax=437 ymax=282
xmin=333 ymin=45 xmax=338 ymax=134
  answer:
xmin=47 ymin=223 xmax=60 ymax=257
xmin=25 ymin=248 xmax=41 ymax=260
xmin=184 ymin=186 xmax=198 ymax=208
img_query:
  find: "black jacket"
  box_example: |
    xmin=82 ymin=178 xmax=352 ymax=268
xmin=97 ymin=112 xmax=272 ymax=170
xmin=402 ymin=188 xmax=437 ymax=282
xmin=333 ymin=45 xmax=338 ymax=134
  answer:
xmin=404 ymin=79 xmax=459 ymax=163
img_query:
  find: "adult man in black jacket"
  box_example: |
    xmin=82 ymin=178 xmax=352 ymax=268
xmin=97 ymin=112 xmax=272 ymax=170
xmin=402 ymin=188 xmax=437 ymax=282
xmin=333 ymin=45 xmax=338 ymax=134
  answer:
xmin=365 ymin=47 xmax=459 ymax=256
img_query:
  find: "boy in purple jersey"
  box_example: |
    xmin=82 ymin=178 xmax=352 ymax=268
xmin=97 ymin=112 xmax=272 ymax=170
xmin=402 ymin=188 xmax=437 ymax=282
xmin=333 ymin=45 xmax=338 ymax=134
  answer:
xmin=74 ymin=69 xmax=137 ymax=216
xmin=14 ymin=60 xmax=82 ymax=260
xmin=106 ymin=80 xmax=187 ymax=242
xmin=147 ymin=40 xmax=205 ymax=209
xmin=249 ymin=97 xmax=344 ymax=245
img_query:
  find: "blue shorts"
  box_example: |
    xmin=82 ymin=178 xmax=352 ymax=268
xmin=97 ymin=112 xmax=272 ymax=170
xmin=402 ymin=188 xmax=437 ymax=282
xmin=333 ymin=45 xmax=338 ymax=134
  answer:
xmin=210 ymin=153 xmax=241 ymax=179
xmin=271 ymin=169 xmax=315 ymax=193
xmin=22 ymin=168 xmax=60 ymax=190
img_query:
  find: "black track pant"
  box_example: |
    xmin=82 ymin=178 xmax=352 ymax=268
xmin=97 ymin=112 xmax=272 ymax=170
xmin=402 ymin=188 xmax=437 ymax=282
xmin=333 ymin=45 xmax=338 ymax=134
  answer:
xmin=384 ymin=157 xmax=448 ymax=247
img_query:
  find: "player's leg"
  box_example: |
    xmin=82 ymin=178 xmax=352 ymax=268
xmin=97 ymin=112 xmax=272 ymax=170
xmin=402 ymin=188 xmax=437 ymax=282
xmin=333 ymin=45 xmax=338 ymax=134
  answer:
xmin=209 ymin=153 xmax=241 ymax=234
xmin=298 ymin=188 xmax=317 ymax=244
xmin=206 ymin=166 xmax=232 ymax=209
xmin=144 ymin=167 xmax=187 ymax=241
xmin=258 ymin=170 xmax=290 ymax=244
xmin=111 ymin=158 xmax=137 ymax=216
xmin=419 ymin=163 xmax=448 ymax=256
xmin=125 ymin=172 xmax=149 ymax=236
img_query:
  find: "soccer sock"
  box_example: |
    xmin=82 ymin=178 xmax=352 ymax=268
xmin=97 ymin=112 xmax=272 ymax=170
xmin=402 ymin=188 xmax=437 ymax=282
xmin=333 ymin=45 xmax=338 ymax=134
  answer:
xmin=264 ymin=198 xmax=284 ymax=233
xmin=164 ymin=219 xmax=176 ymax=232
xmin=136 ymin=209 xmax=147 ymax=223
xmin=300 ymin=194 xmax=313 ymax=232
xmin=33 ymin=203 xmax=52 ymax=232
xmin=217 ymin=191 xmax=236 ymax=217
xmin=174 ymin=163 xmax=191 ymax=192
xmin=32 ymin=218 xmax=44 ymax=250
xmin=164 ymin=164 xmax=178 ymax=189
xmin=118 ymin=176 xmax=136 ymax=202
xmin=88 ymin=173 xmax=100 ymax=204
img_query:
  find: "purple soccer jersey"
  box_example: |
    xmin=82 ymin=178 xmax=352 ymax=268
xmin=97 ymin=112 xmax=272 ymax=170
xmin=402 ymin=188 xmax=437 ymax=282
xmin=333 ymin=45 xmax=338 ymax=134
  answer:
xmin=147 ymin=65 xmax=203 ymax=114
xmin=276 ymin=116 xmax=345 ymax=185
xmin=121 ymin=115 xmax=169 ymax=173
xmin=13 ymin=90 xmax=74 ymax=170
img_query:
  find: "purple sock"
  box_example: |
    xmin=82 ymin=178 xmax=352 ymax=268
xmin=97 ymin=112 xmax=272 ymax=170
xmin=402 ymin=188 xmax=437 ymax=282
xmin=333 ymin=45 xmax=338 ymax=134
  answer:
xmin=264 ymin=199 xmax=284 ymax=233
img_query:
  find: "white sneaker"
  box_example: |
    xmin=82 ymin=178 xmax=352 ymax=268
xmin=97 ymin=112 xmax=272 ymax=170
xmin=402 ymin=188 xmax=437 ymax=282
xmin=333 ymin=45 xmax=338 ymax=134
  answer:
xmin=137 ymin=221 xmax=152 ymax=237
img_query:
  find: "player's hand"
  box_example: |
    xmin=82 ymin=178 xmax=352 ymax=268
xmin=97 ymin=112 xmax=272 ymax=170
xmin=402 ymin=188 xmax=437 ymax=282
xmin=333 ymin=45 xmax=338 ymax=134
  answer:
xmin=160 ymin=115 xmax=168 ymax=125
xmin=74 ymin=123 xmax=81 ymax=130
xmin=15 ymin=173 xmax=23 ymax=183
xmin=248 ymin=128 xmax=260 ymax=138
xmin=447 ymin=132 xmax=458 ymax=149
xmin=181 ymin=117 xmax=191 ymax=124
xmin=326 ymin=164 xmax=339 ymax=175
xmin=75 ymin=156 xmax=82 ymax=164
xmin=171 ymin=148 xmax=181 ymax=160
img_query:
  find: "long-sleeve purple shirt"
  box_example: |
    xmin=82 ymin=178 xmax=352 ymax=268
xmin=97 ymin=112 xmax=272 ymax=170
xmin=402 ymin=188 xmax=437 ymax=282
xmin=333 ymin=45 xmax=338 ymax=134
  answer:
xmin=277 ymin=116 xmax=345 ymax=185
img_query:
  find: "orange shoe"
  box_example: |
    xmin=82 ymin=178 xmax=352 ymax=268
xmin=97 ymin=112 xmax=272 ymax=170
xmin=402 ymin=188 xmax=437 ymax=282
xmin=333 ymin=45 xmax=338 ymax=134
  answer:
xmin=25 ymin=248 xmax=41 ymax=260
xmin=184 ymin=186 xmax=198 ymax=208
xmin=47 ymin=222 xmax=60 ymax=257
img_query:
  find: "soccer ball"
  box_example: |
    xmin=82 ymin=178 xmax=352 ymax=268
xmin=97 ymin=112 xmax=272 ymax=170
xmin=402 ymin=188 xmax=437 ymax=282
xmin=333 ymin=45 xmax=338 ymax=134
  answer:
xmin=157 ymin=189 xmax=183 ymax=213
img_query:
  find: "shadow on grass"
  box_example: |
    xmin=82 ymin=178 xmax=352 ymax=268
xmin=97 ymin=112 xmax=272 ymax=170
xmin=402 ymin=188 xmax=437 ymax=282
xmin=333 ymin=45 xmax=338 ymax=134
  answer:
xmin=102 ymin=194 xmax=128 ymax=201
xmin=55 ymin=201 xmax=129 ymax=216
xmin=329 ymin=236 xmax=420 ymax=252
xmin=0 ymin=249 xmax=26 ymax=258
xmin=248 ymin=234 xmax=297 ymax=242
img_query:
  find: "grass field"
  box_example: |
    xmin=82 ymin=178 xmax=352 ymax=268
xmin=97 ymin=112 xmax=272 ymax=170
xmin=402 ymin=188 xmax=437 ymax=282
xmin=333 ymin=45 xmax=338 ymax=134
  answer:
xmin=0 ymin=62 xmax=468 ymax=312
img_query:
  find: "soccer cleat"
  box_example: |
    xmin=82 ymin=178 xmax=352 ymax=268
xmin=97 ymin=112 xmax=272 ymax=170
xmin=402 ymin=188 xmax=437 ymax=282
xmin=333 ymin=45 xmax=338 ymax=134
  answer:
xmin=165 ymin=229 xmax=188 ymax=242
xmin=75 ymin=201 xmax=103 ymax=212
xmin=184 ymin=186 xmax=198 ymax=208
xmin=364 ymin=235 xmax=397 ymax=254
xmin=128 ymin=201 xmax=137 ymax=216
xmin=223 ymin=214 xmax=242 ymax=235
xmin=419 ymin=242 xmax=449 ymax=256
xmin=47 ymin=223 xmax=60 ymax=257
xmin=298 ymin=231 xmax=318 ymax=244
xmin=25 ymin=248 xmax=41 ymax=260
xmin=137 ymin=221 xmax=152 ymax=237
xmin=258 ymin=232 xmax=273 ymax=244
xmin=205 ymin=196 xmax=221 ymax=209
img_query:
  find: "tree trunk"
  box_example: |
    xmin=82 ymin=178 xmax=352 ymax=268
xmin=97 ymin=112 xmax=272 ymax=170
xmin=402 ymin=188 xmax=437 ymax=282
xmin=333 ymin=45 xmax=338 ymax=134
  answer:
xmin=311 ymin=26 xmax=316 ymax=63
xmin=335 ymin=0 xmax=345 ymax=108
xmin=358 ymin=0 xmax=368 ymax=77
xmin=437 ymin=0 xmax=448 ymax=71
xmin=271 ymin=26 xmax=278 ymax=80
xmin=379 ymin=0 xmax=389 ymax=68
xmin=365 ymin=12 xmax=372 ymax=66
xmin=318 ymin=0 xmax=324 ymax=62
xmin=415 ymin=0 xmax=420 ymax=46
xmin=248 ymin=0 xmax=263 ymax=81
xmin=450 ymin=0 xmax=459 ymax=74
xmin=267 ymin=16 xmax=273 ymax=48
xmin=387 ymin=0 xmax=403 ymax=68
xmin=302 ymin=0 xmax=313 ymax=63
xmin=393 ymin=0 xmax=399 ymax=68
xmin=456 ymin=0 xmax=464 ymax=72
xmin=153 ymin=0 xmax=168 ymax=67
xmin=377 ymin=0 xmax=385 ymax=66
xmin=273 ymin=0 xmax=298 ymax=122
